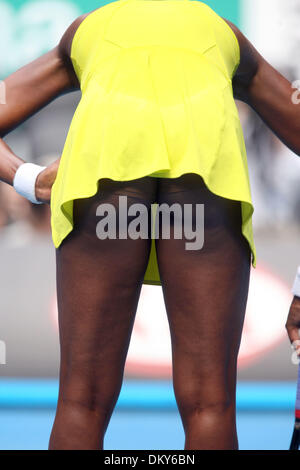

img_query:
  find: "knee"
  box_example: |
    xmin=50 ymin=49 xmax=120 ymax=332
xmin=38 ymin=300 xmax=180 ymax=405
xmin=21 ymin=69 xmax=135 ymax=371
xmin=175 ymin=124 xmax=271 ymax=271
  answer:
xmin=50 ymin=396 xmax=108 ymax=449
xmin=56 ymin=395 xmax=112 ymax=433
xmin=56 ymin=377 xmax=119 ymax=429
xmin=176 ymin=390 xmax=235 ymax=425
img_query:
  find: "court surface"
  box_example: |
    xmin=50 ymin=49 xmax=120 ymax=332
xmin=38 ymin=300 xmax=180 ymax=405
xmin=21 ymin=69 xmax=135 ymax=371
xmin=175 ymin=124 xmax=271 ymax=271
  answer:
xmin=0 ymin=379 xmax=296 ymax=450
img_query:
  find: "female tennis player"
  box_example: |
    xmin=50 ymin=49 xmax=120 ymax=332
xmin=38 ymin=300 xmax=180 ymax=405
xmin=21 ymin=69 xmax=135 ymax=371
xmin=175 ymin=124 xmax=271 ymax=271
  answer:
xmin=1 ymin=0 xmax=300 ymax=450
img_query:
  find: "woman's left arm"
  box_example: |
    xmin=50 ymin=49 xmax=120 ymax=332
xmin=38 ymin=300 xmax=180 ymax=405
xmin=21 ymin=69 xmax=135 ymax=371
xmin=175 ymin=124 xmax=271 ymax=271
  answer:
xmin=227 ymin=21 xmax=300 ymax=157
xmin=0 ymin=46 xmax=79 ymax=183
xmin=224 ymin=20 xmax=300 ymax=349
xmin=0 ymin=14 xmax=84 ymax=202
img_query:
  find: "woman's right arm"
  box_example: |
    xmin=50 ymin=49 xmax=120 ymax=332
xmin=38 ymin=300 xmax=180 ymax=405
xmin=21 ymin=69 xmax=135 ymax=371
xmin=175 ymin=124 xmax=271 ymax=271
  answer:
xmin=0 ymin=14 xmax=85 ymax=189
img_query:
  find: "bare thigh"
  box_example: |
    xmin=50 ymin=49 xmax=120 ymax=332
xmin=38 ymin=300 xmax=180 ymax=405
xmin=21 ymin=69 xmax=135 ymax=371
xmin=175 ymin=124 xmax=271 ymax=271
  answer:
xmin=54 ymin=177 xmax=157 ymax=433
xmin=155 ymin=174 xmax=251 ymax=424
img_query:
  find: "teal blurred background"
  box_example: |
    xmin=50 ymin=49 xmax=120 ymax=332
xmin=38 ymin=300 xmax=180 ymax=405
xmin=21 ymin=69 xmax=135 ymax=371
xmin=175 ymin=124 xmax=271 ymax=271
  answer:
xmin=0 ymin=0 xmax=241 ymax=79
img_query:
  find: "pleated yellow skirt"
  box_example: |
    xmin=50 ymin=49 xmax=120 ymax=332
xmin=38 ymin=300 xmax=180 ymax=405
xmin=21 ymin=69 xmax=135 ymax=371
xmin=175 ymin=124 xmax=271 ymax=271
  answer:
xmin=51 ymin=0 xmax=256 ymax=285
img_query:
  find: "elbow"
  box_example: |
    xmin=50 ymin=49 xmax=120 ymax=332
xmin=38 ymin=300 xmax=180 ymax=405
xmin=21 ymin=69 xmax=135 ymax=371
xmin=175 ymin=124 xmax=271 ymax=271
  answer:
xmin=289 ymin=127 xmax=300 ymax=157
xmin=0 ymin=119 xmax=13 ymax=139
xmin=295 ymin=134 xmax=300 ymax=157
xmin=284 ymin=138 xmax=300 ymax=158
xmin=0 ymin=114 xmax=9 ymax=138
xmin=0 ymin=127 xmax=9 ymax=139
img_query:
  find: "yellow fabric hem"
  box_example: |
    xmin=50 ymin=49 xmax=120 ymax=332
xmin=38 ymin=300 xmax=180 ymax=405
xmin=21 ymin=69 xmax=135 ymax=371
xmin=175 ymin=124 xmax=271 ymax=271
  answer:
xmin=51 ymin=170 xmax=256 ymax=287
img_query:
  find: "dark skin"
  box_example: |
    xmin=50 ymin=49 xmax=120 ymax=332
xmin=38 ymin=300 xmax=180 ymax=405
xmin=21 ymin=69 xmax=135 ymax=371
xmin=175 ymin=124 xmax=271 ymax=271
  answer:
xmin=1 ymin=9 xmax=300 ymax=449
xmin=0 ymin=22 xmax=80 ymax=200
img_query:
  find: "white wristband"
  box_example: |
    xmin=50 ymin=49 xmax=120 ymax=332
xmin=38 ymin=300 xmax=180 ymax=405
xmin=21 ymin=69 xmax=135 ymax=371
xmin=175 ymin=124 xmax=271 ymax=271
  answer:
xmin=292 ymin=266 xmax=300 ymax=298
xmin=13 ymin=163 xmax=46 ymax=204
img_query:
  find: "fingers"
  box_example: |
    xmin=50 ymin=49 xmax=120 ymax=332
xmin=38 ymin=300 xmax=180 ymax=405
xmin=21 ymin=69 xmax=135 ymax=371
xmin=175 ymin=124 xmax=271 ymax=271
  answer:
xmin=35 ymin=159 xmax=60 ymax=203
xmin=286 ymin=296 xmax=300 ymax=356
xmin=290 ymin=333 xmax=300 ymax=355
xmin=47 ymin=158 xmax=60 ymax=178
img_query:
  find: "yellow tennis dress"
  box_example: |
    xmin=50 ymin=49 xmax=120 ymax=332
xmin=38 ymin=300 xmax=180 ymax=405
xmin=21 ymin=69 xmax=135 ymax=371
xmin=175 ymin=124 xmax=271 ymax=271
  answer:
xmin=51 ymin=0 xmax=257 ymax=285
